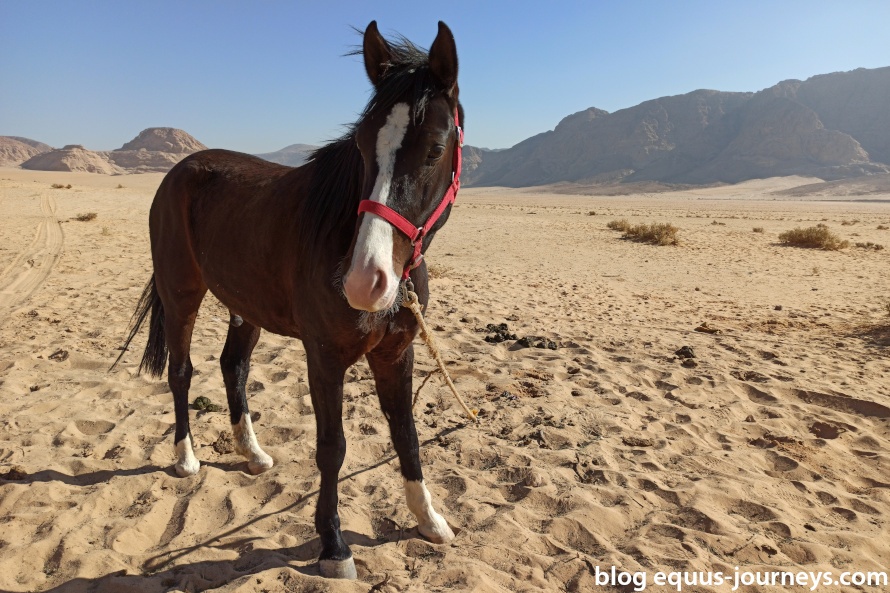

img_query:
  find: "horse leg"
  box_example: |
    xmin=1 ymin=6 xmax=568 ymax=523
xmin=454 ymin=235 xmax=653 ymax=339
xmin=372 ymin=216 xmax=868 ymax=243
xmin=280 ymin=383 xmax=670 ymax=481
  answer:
xmin=162 ymin=289 xmax=206 ymax=477
xmin=220 ymin=314 xmax=273 ymax=474
xmin=367 ymin=342 xmax=455 ymax=543
xmin=305 ymin=342 xmax=355 ymax=579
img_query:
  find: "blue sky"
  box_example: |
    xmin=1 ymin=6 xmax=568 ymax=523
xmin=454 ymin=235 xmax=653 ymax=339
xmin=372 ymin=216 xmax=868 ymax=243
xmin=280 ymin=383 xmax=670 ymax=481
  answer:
xmin=2 ymin=1 xmax=889 ymax=153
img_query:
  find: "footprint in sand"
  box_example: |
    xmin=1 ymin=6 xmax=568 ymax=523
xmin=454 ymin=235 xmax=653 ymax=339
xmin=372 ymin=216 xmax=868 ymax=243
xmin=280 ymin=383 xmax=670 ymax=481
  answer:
xmin=74 ymin=419 xmax=116 ymax=435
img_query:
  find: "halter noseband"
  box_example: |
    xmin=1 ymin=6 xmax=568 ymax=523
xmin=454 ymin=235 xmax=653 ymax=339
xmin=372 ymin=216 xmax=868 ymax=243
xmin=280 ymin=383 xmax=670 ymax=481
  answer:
xmin=357 ymin=107 xmax=463 ymax=281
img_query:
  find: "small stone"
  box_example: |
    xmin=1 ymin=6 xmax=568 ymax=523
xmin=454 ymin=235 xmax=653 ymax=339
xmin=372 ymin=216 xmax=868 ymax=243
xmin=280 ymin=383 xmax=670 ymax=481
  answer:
xmin=745 ymin=415 xmax=755 ymax=422
xmin=681 ymin=359 xmax=698 ymax=368
xmin=675 ymin=346 xmax=695 ymax=359
xmin=774 ymin=305 xmax=783 ymax=311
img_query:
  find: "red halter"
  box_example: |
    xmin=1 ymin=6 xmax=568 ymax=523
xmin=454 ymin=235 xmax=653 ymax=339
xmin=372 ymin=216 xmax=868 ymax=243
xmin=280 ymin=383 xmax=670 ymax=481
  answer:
xmin=357 ymin=107 xmax=463 ymax=281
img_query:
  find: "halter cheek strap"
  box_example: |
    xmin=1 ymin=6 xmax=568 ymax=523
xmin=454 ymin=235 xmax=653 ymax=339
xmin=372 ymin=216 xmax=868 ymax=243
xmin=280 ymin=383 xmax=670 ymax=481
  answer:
xmin=357 ymin=107 xmax=463 ymax=280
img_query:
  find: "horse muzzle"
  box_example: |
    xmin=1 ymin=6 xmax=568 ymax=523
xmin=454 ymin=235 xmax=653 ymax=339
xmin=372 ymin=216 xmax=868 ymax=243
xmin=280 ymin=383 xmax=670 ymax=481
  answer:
xmin=343 ymin=262 xmax=397 ymax=312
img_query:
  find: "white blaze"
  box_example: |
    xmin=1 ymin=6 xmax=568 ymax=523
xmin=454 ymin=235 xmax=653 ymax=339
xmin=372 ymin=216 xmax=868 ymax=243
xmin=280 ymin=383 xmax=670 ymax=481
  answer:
xmin=349 ymin=103 xmax=411 ymax=290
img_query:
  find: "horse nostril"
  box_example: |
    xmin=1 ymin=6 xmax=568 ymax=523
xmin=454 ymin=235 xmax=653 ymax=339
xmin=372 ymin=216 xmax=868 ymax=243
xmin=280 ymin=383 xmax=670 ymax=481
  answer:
xmin=371 ymin=269 xmax=388 ymax=299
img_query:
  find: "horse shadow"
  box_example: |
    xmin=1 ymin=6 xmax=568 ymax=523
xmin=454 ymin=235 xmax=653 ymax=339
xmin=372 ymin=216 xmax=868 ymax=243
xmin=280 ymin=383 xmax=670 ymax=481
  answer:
xmin=1 ymin=424 xmax=467 ymax=592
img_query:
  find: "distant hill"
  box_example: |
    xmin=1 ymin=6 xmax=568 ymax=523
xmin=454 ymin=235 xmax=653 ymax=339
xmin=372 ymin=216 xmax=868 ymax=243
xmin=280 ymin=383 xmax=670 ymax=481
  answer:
xmin=0 ymin=136 xmax=52 ymax=166
xmin=255 ymin=143 xmax=319 ymax=167
xmin=20 ymin=128 xmax=207 ymax=174
xmin=21 ymin=144 xmax=123 ymax=174
xmin=466 ymin=66 xmax=890 ymax=187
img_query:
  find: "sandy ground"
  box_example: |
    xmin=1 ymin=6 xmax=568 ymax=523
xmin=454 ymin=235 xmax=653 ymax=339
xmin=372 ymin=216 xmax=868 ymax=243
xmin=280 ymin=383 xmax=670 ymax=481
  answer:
xmin=0 ymin=167 xmax=888 ymax=593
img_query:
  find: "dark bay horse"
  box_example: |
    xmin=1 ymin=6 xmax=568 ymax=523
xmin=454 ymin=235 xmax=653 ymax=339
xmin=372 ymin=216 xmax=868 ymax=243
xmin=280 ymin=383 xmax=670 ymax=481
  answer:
xmin=114 ymin=21 xmax=463 ymax=579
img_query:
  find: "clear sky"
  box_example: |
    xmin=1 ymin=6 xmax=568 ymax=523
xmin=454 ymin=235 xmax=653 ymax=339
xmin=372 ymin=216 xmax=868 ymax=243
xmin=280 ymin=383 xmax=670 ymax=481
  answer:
xmin=2 ymin=1 xmax=889 ymax=153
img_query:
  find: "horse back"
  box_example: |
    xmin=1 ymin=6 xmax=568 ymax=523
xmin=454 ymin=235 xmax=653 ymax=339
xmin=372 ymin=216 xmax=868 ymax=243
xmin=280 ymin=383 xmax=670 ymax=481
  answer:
xmin=149 ymin=149 xmax=313 ymax=336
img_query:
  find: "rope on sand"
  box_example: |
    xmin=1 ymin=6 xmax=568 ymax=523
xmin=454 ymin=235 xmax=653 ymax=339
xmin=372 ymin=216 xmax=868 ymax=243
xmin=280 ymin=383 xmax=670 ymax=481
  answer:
xmin=402 ymin=284 xmax=478 ymax=423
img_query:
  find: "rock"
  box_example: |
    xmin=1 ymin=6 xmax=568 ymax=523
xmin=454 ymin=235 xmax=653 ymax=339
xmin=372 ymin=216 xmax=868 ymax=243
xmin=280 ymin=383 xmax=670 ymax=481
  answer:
xmin=0 ymin=136 xmax=52 ymax=166
xmin=675 ymin=346 xmax=696 ymax=359
xmin=465 ymin=66 xmax=890 ymax=188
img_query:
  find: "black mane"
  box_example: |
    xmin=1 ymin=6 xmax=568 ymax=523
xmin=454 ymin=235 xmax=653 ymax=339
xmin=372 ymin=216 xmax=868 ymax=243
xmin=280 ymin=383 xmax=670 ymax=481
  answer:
xmin=298 ymin=35 xmax=447 ymax=269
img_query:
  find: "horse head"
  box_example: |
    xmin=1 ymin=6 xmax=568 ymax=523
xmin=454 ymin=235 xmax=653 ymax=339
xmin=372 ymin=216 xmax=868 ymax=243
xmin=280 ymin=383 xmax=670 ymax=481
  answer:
xmin=343 ymin=21 xmax=462 ymax=312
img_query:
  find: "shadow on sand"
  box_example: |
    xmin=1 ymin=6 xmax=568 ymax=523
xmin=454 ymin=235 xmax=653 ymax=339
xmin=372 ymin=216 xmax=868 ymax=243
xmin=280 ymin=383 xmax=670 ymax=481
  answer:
xmin=1 ymin=423 xmax=468 ymax=593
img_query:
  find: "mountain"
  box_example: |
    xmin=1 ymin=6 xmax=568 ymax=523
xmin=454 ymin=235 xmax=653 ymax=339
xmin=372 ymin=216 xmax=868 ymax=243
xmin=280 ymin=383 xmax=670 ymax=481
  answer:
xmin=20 ymin=128 xmax=207 ymax=174
xmin=255 ymin=143 xmax=319 ymax=167
xmin=118 ymin=127 xmax=207 ymax=154
xmin=0 ymin=136 xmax=52 ymax=166
xmin=466 ymin=66 xmax=890 ymax=187
xmin=21 ymin=144 xmax=123 ymax=174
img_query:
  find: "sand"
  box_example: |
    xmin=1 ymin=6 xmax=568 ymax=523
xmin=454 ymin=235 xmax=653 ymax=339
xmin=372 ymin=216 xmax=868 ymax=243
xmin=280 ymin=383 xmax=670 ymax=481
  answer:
xmin=0 ymin=167 xmax=888 ymax=592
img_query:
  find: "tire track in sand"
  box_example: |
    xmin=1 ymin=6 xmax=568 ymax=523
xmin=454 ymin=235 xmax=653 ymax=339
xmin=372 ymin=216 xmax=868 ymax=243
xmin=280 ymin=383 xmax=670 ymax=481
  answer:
xmin=0 ymin=194 xmax=64 ymax=313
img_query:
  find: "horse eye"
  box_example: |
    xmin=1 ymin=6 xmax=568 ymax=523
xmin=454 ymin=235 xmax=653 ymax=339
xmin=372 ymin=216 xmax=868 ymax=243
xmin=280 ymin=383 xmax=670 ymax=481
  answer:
xmin=427 ymin=145 xmax=445 ymax=161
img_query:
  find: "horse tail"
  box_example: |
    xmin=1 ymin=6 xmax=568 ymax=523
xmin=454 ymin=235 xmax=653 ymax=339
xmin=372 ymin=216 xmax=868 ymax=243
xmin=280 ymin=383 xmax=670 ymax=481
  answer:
xmin=109 ymin=275 xmax=168 ymax=377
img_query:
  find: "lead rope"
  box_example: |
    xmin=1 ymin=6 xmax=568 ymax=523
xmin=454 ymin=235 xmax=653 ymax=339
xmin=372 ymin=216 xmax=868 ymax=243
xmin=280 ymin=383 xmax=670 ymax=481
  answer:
xmin=401 ymin=281 xmax=478 ymax=423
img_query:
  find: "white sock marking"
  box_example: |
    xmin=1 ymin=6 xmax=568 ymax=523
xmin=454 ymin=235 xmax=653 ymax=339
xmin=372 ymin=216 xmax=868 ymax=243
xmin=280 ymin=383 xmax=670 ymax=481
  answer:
xmin=233 ymin=414 xmax=274 ymax=474
xmin=348 ymin=103 xmax=410 ymax=304
xmin=174 ymin=434 xmax=200 ymax=477
xmin=404 ymin=479 xmax=455 ymax=543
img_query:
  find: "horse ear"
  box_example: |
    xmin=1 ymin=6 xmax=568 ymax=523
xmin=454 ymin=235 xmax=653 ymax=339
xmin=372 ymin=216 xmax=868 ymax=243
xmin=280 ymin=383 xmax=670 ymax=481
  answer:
xmin=363 ymin=21 xmax=392 ymax=87
xmin=429 ymin=21 xmax=458 ymax=97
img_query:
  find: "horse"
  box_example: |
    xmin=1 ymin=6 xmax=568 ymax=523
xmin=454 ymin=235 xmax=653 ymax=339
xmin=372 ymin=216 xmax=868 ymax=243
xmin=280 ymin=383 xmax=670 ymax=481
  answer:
xmin=113 ymin=21 xmax=463 ymax=579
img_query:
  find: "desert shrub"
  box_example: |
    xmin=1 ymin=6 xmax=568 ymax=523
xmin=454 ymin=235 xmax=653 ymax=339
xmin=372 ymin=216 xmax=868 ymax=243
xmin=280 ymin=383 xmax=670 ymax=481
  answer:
xmin=426 ymin=263 xmax=452 ymax=279
xmin=877 ymin=225 xmax=888 ymax=230
xmin=778 ymin=224 xmax=848 ymax=250
xmin=74 ymin=212 xmax=97 ymax=222
xmin=711 ymin=220 xmax=726 ymax=226
xmin=753 ymin=227 xmax=765 ymax=233
xmin=841 ymin=220 xmax=859 ymax=226
xmin=116 ymin=184 xmax=124 ymax=189
xmin=51 ymin=183 xmax=72 ymax=189
xmin=855 ymin=242 xmax=885 ymax=251
xmin=587 ymin=211 xmax=597 ymax=216
xmin=623 ymin=222 xmax=680 ymax=246
xmin=607 ymin=219 xmax=631 ymax=232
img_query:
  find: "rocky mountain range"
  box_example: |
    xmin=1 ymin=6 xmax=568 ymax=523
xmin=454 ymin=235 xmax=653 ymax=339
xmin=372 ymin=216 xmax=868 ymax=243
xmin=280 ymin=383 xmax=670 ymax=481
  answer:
xmin=10 ymin=128 xmax=208 ymax=174
xmin=465 ymin=66 xmax=890 ymax=187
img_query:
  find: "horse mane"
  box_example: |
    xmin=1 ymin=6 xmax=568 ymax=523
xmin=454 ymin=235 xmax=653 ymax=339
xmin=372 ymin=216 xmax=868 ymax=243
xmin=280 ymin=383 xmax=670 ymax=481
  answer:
xmin=298 ymin=34 xmax=448 ymax=270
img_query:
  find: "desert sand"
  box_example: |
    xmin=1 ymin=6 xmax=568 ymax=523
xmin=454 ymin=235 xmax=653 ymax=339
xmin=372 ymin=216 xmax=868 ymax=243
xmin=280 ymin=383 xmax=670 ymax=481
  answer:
xmin=0 ymin=167 xmax=888 ymax=592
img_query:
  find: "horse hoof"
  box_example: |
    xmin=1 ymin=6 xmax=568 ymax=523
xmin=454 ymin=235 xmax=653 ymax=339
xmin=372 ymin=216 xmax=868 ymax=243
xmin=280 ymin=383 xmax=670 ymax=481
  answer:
xmin=174 ymin=459 xmax=200 ymax=477
xmin=318 ymin=557 xmax=357 ymax=579
xmin=419 ymin=515 xmax=455 ymax=544
xmin=247 ymin=453 xmax=274 ymax=475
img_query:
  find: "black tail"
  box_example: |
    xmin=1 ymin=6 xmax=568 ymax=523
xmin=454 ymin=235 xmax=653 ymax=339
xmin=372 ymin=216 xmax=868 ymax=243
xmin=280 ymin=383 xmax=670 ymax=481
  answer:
xmin=109 ymin=275 xmax=168 ymax=377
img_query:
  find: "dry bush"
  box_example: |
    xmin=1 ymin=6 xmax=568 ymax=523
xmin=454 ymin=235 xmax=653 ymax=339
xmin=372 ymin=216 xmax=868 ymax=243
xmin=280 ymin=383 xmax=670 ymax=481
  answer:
xmin=753 ymin=227 xmax=765 ymax=233
xmin=778 ymin=224 xmax=848 ymax=250
xmin=877 ymin=225 xmax=889 ymax=230
xmin=74 ymin=212 xmax=97 ymax=222
xmin=116 ymin=184 xmax=124 ymax=189
xmin=607 ymin=219 xmax=631 ymax=232
xmin=711 ymin=220 xmax=726 ymax=226
xmin=587 ymin=211 xmax=597 ymax=216
xmin=841 ymin=220 xmax=859 ymax=226
xmin=51 ymin=183 xmax=72 ymax=189
xmin=426 ymin=262 xmax=452 ymax=279
xmin=623 ymin=222 xmax=680 ymax=246
xmin=101 ymin=226 xmax=111 ymax=236
xmin=855 ymin=242 xmax=885 ymax=251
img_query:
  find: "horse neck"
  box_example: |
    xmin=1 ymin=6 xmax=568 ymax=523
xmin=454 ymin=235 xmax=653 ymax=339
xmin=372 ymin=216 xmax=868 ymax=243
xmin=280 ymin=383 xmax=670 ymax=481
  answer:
xmin=296 ymin=136 xmax=365 ymax=272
